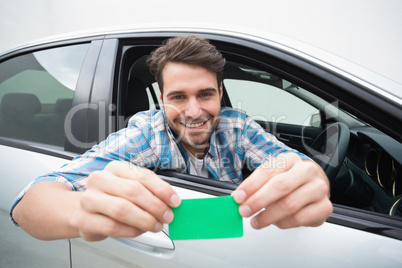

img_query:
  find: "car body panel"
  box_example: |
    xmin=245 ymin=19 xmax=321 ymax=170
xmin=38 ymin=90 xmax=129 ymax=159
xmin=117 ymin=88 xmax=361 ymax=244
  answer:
xmin=0 ymin=211 xmax=70 ymax=267
xmin=0 ymin=145 xmax=71 ymax=267
xmin=71 ymin=215 xmax=402 ymax=267
xmin=2 ymin=144 xmax=402 ymax=267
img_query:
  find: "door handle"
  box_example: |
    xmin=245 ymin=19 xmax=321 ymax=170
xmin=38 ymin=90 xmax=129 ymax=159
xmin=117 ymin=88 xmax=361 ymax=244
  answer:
xmin=277 ymin=133 xmax=291 ymax=142
xmin=114 ymin=230 xmax=175 ymax=250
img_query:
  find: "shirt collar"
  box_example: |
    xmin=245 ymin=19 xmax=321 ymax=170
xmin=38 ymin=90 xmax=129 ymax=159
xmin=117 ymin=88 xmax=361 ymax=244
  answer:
xmin=157 ymin=108 xmax=235 ymax=160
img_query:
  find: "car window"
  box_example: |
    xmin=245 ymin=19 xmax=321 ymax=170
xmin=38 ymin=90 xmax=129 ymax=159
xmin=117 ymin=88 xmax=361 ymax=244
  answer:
xmin=0 ymin=44 xmax=89 ymax=147
xmin=116 ymin=43 xmax=402 ymax=224
xmin=224 ymin=70 xmax=320 ymax=127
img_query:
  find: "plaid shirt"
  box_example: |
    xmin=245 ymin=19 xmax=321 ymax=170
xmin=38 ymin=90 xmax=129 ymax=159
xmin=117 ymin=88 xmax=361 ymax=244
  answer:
xmin=11 ymin=107 xmax=307 ymax=213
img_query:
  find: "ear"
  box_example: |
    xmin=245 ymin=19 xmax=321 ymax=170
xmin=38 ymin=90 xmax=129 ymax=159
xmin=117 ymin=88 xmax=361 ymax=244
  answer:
xmin=159 ymin=93 xmax=163 ymax=102
xmin=219 ymin=83 xmax=223 ymax=99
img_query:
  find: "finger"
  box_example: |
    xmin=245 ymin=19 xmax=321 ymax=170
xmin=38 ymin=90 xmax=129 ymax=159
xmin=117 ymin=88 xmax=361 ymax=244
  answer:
xmin=105 ymin=161 xmax=181 ymax=208
xmin=240 ymin=161 xmax=317 ymax=217
xmin=249 ymin=177 xmax=329 ymax=229
xmin=237 ymin=157 xmax=311 ymax=217
xmin=271 ymin=198 xmax=333 ymax=229
xmin=232 ymin=153 xmax=301 ymax=204
xmin=73 ymin=210 xmax=145 ymax=241
xmin=88 ymin=171 xmax=174 ymax=224
xmin=80 ymin=189 xmax=164 ymax=233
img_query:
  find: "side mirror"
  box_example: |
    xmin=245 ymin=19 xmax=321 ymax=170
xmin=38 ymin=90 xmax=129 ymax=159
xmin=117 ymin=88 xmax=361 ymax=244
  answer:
xmin=309 ymin=112 xmax=322 ymax=128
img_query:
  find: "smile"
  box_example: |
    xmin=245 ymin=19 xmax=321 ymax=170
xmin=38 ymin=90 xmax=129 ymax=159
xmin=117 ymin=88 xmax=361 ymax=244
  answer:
xmin=180 ymin=120 xmax=209 ymax=128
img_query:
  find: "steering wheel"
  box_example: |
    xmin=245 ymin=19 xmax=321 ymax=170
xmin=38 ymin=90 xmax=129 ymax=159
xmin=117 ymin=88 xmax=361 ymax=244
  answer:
xmin=308 ymin=122 xmax=350 ymax=181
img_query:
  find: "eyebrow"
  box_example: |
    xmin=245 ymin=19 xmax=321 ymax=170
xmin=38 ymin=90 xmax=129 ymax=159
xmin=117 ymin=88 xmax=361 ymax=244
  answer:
xmin=165 ymin=87 xmax=218 ymax=98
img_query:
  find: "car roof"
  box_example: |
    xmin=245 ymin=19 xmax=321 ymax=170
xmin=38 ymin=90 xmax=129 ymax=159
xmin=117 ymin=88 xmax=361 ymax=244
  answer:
xmin=1 ymin=26 xmax=401 ymax=105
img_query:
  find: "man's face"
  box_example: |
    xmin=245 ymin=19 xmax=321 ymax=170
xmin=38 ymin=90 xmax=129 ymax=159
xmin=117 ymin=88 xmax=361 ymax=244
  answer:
xmin=161 ymin=62 xmax=222 ymax=158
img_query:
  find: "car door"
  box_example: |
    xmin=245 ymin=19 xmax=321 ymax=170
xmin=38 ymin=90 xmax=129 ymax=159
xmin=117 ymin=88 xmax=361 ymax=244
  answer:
xmin=0 ymin=38 xmax=108 ymax=266
xmin=67 ymin=32 xmax=402 ymax=267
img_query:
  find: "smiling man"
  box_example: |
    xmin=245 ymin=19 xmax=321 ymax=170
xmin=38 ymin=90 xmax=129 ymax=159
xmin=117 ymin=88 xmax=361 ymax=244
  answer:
xmin=11 ymin=36 xmax=332 ymax=241
xmin=162 ymin=62 xmax=222 ymax=157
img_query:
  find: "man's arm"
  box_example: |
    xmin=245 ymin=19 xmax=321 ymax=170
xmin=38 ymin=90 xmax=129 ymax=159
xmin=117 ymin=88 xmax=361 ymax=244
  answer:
xmin=232 ymin=153 xmax=332 ymax=229
xmin=12 ymin=161 xmax=181 ymax=241
xmin=12 ymin=181 xmax=82 ymax=240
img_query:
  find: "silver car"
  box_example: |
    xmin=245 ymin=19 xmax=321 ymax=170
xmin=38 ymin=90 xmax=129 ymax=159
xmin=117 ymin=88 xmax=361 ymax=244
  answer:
xmin=1 ymin=28 xmax=402 ymax=267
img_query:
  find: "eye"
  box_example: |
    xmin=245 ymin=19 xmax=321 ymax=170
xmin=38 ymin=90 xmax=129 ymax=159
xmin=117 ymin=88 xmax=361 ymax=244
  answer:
xmin=171 ymin=95 xmax=183 ymax=100
xmin=200 ymin=92 xmax=213 ymax=98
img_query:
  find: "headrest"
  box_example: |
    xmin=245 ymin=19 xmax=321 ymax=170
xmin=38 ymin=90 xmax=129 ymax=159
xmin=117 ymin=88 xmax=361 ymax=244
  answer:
xmin=1 ymin=93 xmax=41 ymax=120
xmin=55 ymin=98 xmax=73 ymax=113
xmin=126 ymin=78 xmax=149 ymax=115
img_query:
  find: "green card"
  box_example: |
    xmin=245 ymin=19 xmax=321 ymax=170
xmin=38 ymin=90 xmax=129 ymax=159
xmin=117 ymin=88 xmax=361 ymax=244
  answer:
xmin=169 ymin=195 xmax=243 ymax=240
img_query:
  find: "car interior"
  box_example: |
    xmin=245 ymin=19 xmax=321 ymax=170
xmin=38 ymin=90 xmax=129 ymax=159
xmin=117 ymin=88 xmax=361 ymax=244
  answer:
xmin=0 ymin=93 xmax=72 ymax=147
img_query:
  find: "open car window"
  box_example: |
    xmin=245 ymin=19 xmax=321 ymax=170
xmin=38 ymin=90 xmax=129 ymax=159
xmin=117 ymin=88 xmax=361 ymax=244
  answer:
xmin=117 ymin=43 xmax=402 ymax=223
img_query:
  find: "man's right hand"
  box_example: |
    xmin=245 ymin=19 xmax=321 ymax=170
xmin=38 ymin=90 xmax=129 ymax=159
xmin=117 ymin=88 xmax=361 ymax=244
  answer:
xmin=71 ymin=161 xmax=182 ymax=241
xmin=12 ymin=161 xmax=181 ymax=241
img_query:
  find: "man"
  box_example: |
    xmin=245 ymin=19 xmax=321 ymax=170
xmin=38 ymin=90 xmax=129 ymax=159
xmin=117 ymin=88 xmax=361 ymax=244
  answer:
xmin=11 ymin=36 xmax=332 ymax=241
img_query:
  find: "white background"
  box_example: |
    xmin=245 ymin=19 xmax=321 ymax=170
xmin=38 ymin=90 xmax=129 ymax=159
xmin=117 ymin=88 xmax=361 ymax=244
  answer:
xmin=1 ymin=0 xmax=402 ymax=84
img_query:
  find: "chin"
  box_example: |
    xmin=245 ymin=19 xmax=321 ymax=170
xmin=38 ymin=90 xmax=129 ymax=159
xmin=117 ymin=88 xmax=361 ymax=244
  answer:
xmin=183 ymin=135 xmax=210 ymax=148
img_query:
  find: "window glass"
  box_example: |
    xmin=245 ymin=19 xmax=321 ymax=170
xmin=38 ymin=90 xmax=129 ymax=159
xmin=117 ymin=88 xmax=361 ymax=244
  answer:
xmin=0 ymin=44 xmax=90 ymax=146
xmin=224 ymin=79 xmax=320 ymax=126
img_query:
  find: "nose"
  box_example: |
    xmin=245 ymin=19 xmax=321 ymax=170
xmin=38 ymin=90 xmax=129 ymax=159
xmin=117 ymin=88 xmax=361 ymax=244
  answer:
xmin=183 ymin=97 xmax=202 ymax=118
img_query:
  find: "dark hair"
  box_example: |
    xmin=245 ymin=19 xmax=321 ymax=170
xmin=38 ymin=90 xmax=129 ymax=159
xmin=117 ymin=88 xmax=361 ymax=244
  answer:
xmin=147 ymin=35 xmax=225 ymax=93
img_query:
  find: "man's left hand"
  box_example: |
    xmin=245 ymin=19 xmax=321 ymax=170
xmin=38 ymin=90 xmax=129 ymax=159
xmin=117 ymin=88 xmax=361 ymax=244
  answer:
xmin=232 ymin=153 xmax=333 ymax=229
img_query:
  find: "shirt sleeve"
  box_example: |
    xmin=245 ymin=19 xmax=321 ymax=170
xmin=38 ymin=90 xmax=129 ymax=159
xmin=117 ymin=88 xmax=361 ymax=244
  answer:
xmin=242 ymin=116 xmax=310 ymax=171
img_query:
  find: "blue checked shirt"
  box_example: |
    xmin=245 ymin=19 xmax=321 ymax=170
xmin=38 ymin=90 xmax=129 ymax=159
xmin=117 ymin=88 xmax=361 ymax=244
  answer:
xmin=11 ymin=107 xmax=308 ymax=214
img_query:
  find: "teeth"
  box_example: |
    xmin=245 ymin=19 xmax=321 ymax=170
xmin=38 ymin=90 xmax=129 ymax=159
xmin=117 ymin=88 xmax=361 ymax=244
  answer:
xmin=184 ymin=121 xmax=205 ymax=128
